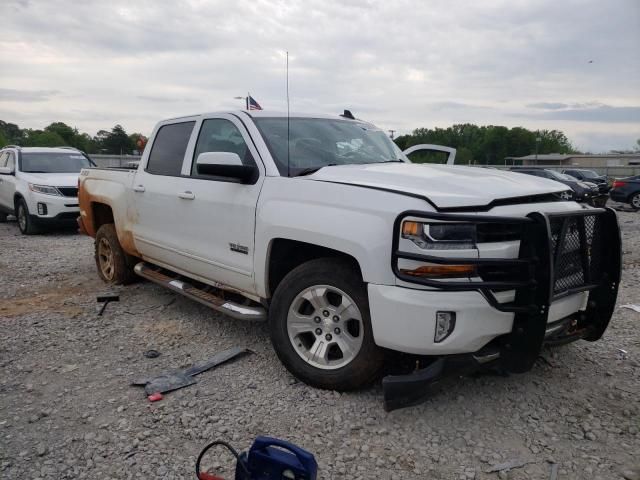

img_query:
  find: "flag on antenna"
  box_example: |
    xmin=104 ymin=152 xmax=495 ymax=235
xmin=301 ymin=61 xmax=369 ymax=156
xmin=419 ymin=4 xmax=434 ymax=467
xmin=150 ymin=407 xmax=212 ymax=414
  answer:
xmin=248 ymin=95 xmax=263 ymax=110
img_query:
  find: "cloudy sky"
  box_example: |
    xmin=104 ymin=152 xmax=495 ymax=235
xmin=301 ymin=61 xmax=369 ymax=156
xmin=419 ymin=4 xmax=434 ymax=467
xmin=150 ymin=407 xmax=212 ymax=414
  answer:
xmin=1 ymin=0 xmax=638 ymax=152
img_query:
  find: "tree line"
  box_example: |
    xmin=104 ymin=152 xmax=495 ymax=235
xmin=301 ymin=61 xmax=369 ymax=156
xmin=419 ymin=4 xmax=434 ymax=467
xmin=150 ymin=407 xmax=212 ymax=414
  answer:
xmin=393 ymin=124 xmax=574 ymax=164
xmin=0 ymin=120 xmax=147 ymax=155
xmin=2 ymin=119 xmax=635 ymax=161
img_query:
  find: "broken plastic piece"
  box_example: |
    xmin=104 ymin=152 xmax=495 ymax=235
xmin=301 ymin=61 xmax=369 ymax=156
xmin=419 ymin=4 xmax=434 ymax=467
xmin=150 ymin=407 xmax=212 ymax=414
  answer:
xmin=620 ymin=304 xmax=640 ymax=313
xmin=132 ymin=347 xmax=251 ymax=396
xmin=147 ymin=392 xmax=163 ymax=402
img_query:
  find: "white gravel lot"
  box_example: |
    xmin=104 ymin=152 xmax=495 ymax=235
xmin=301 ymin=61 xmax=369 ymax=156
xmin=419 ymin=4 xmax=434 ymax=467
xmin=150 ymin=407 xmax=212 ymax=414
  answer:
xmin=1 ymin=208 xmax=639 ymax=480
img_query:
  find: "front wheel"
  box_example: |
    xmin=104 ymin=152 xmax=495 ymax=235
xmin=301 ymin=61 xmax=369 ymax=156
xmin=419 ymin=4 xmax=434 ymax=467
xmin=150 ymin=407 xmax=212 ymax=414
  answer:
xmin=630 ymin=192 xmax=640 ymax=210
xmin=16 ymin=199 xmax=40 ymax=235
xmin=269 ymin=258 xmax=384 ymax=391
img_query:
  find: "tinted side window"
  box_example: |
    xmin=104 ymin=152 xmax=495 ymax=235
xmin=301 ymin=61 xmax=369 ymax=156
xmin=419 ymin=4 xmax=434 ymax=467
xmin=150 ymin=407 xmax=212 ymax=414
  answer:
xmin=192 ymin=119 xmax=255 ymax=175
xmin=146 ymin=122 xmax=195 ymax=176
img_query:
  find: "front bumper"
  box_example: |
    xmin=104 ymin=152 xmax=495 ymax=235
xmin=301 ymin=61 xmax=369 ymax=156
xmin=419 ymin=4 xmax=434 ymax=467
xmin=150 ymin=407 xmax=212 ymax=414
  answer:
xmin=368 ymin=286 xmax=588 ymax=355
xmin=380 ymin=207 xmax=621 ymax=409
xmin=28 ymin=192 xmax=79 ymax=223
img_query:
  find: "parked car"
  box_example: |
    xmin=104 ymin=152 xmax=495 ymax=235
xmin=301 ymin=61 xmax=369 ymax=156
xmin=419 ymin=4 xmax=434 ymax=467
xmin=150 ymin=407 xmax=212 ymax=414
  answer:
xmin=562 ymin=168 xmax=610 ymax=194
xmin=77 ymin=111 xmax=621 ymax=409
xmin=610 ymin=175 xmax=640 ymax=209
xmin=0 ymin=146 xmax=95 ymax=234
xmin=511 ymin=168 xmax=600 ymax=202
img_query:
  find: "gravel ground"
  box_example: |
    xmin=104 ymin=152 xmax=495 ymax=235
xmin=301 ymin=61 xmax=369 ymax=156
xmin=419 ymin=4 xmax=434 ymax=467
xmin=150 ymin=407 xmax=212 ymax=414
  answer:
xmin=1 ymin=208 xmax=639 ymax=480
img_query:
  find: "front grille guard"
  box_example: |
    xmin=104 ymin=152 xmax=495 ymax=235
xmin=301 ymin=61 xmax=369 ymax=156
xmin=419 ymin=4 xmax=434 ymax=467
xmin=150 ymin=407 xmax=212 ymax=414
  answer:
xmin=392 ymin=208 xmax=621 ymax=373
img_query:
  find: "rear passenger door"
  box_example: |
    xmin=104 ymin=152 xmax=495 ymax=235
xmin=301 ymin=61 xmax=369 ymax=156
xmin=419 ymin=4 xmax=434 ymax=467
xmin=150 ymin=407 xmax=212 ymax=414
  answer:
xmin=131 ymin=119 xmax=197 ymax=269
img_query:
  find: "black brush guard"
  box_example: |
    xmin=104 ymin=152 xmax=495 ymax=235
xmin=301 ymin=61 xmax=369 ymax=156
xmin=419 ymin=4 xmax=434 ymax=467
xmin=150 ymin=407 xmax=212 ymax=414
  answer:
xmin=383 ymin=208 xmax=621 ymax=411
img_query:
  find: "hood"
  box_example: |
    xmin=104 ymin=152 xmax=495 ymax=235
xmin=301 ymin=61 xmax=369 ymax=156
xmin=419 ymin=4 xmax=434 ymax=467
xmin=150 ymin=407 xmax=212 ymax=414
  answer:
xmin=20 ymin=172 xmax=80 ymax=187
xmin=305 ymin=163 xmax=569 ymax=209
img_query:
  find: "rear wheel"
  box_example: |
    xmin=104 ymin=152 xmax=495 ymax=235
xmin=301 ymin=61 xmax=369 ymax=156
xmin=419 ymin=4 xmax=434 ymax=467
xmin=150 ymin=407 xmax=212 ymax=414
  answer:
xmin=94 ymin=224 xmax=136 ymax=284
xmin=0 ymin=212 xmax=7 ymax=223
xmin=269 ymin=258 xmax=384 ymax=391
xmin=630 ymin=192 xmax=640 ymax=210
xmin=16 ymin=199 xmax=40 ymax=235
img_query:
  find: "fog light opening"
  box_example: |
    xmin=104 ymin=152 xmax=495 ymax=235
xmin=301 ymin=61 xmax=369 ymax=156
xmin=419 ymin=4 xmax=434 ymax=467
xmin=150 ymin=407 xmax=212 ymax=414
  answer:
xmin=37 ymin=202 xmax=48 ymax=216
xmin=435 ymin=311 xmax=456 ymax=343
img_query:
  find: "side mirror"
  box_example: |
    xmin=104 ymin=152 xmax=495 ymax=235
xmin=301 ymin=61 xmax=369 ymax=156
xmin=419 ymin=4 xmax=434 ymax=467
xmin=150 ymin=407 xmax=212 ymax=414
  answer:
xmin=196 ymin=152 xmax=257 ymax=183
xmin=0 ymin=166 xmax=14 ymax=175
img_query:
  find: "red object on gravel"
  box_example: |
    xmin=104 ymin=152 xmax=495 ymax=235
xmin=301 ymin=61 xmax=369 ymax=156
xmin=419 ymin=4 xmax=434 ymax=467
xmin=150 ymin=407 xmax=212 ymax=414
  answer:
xmin=147 ymin=392 xmax=163 ymax=402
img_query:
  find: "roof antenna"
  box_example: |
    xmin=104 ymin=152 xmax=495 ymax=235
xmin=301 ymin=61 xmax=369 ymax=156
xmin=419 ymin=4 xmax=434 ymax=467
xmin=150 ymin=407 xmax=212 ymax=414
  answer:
xmin=340 ymin=109 xmax=355 ymax=120
xmin=286 ymin=51 xmax=291 ymax=178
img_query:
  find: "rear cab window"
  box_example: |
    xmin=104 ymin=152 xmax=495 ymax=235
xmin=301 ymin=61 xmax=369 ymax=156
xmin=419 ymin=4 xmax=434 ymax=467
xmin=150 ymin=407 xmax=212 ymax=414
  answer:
xmin=146 ymin=121 xmax=196 ymax=176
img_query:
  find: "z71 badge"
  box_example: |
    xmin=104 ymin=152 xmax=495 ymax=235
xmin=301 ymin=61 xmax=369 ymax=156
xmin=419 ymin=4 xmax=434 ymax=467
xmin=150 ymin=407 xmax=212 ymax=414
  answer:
xmin=229 ymin=243 xmax=249 ymax=254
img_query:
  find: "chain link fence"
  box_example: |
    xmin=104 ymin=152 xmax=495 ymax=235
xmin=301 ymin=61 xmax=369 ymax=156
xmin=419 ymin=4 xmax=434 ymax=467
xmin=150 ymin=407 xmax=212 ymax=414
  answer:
xmin=88 ymin=154 xmax=141 ymax=168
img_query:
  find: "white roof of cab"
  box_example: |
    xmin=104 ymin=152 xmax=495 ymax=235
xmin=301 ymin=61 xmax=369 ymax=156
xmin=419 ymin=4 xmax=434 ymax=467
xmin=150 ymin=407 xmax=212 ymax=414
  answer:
xmin=164 ymin=110 xmax=363 ymax=122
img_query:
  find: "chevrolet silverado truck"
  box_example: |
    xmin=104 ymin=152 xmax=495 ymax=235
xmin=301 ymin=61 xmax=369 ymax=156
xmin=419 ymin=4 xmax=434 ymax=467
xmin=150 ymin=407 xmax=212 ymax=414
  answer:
xmin=77 ymin=111 xmax=621 ymax=409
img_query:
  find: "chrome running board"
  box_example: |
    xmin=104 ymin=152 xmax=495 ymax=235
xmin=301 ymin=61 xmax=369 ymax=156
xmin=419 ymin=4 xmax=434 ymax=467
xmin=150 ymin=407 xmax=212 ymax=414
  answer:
xmin=134 ymin=262 xmax=266 ymax=321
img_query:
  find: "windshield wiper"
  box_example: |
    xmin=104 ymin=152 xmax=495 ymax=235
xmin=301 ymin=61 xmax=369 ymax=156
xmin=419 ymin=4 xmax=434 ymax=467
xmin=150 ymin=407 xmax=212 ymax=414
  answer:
xmin=294 ymin=164 xmax=338 ymax=177
xmin=24 ymin=170 xmax=48 ymax=173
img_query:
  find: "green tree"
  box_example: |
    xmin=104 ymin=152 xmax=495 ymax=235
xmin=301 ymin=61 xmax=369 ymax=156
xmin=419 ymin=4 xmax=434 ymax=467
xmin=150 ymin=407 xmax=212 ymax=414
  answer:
xmin=0 ymin=130 xmax=7 ymax=147
xmin=44 ymin=122 xmax=76 ymax=145
xmin=22 ymin=129 xmax=66 ymax=147
xmin=102 ymin=125 xmax=133 ymax=154
xmin=0 ymin=120 xmax=23 ymax=144
xmin=394 ymin=123 xmax=576 ymax=164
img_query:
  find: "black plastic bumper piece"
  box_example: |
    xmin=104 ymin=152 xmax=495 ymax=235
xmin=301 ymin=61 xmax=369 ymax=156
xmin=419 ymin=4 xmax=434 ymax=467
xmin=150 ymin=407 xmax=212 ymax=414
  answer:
xmin=382 ymin=358 xmax=446 ymax=412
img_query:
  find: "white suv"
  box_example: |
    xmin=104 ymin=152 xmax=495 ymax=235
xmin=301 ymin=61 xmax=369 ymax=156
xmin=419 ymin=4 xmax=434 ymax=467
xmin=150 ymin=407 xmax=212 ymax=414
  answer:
xmin=0 ymin=146 xmax=95 ymax=234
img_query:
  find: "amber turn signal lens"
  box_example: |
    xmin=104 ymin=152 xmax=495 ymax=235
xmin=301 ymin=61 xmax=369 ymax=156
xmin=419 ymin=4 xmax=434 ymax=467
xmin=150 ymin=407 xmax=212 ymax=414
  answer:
xmin=400 ymin=264 xmax=476 ymax=278
xmin=402 ymin=221 xmax=420 ymax=237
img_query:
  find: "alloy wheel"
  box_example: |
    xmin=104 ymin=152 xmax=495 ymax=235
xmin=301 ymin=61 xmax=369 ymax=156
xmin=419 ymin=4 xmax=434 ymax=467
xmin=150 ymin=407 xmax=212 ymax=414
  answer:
xmin=287 ymin=285 xmax=364 ymax=370
xmin=97 ymin=237 xmax=115 ymax=281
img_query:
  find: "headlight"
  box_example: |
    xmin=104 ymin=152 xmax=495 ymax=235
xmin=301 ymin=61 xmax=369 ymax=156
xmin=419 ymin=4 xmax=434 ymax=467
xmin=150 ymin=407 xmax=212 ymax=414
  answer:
xmin=28 ymin=184 xmax=61 ymax=196
xmin=559 ymin=190 xmax=574 ymax=200
xmin=402 ymin=221 xmax=476 ymax=249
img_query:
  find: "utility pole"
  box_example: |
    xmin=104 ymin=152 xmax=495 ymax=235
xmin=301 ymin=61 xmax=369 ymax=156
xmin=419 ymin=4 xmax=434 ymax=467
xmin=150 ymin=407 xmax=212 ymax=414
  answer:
xmin=535 ymin=134 xmax=542 ymax=163
xmin=388 ymin=130 xmax=396 ymax=139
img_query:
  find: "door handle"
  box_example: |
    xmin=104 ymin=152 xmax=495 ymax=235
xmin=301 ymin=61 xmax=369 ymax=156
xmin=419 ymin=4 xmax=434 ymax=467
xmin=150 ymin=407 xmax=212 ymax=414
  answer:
xmin=178 ymin=191 xmax=195 ymax=200
xmin=133 ymin=185 xmax=145 ymax=193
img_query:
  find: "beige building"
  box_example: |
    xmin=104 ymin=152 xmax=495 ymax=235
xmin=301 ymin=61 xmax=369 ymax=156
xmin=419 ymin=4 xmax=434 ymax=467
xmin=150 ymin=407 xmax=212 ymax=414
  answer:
xmin=505 ymin=153 xmax=640 ymax=168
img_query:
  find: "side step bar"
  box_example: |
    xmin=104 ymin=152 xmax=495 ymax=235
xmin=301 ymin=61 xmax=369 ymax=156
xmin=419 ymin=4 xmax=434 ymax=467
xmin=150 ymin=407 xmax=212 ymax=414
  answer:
xmin=134 ymin=262 xmax=267 ymax=321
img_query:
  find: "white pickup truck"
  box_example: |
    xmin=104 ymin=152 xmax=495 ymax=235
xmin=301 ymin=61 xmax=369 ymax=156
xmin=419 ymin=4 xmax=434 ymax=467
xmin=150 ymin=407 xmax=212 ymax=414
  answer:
xmin=78 ymin=111 xmax=621 ymax=409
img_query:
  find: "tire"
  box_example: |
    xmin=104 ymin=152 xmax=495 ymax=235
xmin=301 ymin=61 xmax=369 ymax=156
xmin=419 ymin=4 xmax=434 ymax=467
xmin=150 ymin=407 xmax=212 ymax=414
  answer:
xmin=94 ymin=224 xmax=136 ymax=284
xmin=0 ymin=212 xmax=7 ymax=223
xmin=16 ymin=198 xmax=40 ymax=235
xmin=630 ymin=192 xmax=640 ymax=210
xmin=269 ymin=257 xmax=384 ymax=391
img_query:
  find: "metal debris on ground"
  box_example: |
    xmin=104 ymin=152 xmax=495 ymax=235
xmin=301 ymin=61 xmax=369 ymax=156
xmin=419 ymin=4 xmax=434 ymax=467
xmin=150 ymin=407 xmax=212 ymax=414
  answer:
xmin=620 ymin=304 xmax=640 ymax=313
xmin=131 ymin=347 xmax=250 ymax=396
xmin=485 ymin=458 xmax=534 ymax=473
xmin=549 ymin=462 xmax=558 ymax=480
xmin=96 ymin=293 xmax=120 ymax=316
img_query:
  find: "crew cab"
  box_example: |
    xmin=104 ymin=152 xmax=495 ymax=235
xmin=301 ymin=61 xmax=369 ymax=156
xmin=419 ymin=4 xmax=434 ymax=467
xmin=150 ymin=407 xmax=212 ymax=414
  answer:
xmin=77 ymin=111 xmax=621 ymax=409
xmin=0 ymin=146 xmax=94 ymax=234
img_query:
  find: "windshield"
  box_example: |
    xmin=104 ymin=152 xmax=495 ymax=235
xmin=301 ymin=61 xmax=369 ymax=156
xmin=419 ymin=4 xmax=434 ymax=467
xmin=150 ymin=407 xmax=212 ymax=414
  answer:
xmin=578 ymin=170 xmax=599 ymax=179
xmin=547 ymin=170 xmax=574 ymax=181
xmin=253 ymin=117 xmax=405 ymax=176
xmin=21 ymin=152 xmax=93 ymax=173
